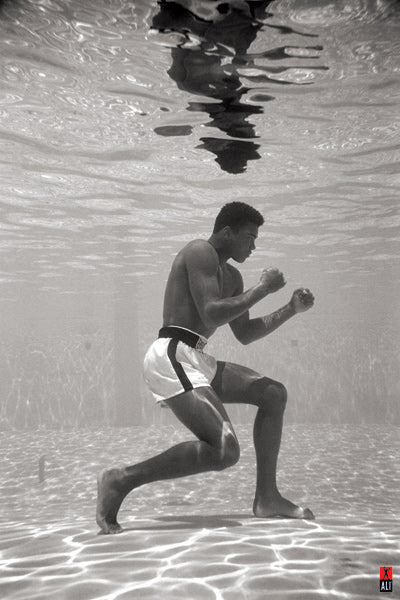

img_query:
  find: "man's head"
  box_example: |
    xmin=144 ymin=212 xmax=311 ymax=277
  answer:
xmin=212 ymin=201 xmax=264 ymax=262
xmin=213 ymin=201 xmax=264 ymax=234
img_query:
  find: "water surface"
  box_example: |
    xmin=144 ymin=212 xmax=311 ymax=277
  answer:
xmin=0 ymin=0 xmax=399 ymax=428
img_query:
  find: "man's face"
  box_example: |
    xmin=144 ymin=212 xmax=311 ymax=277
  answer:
xmin=229 ymin=221 xmax=258 ymax=263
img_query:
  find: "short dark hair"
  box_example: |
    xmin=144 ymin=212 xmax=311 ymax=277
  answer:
xmin=213 ymin=202 xmax=264 ymax=233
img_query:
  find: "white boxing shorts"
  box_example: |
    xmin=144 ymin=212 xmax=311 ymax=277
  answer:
xmin=143 ymin=326 xmax=218 ymax=405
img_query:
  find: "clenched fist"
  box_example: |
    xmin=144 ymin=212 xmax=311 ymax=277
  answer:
xmin=290 ymin=288 xmax=315 ymax=313
xmin=259 ymin=268 xmax=286 ymax=294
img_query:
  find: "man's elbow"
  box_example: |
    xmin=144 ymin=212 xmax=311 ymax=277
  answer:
xmin=234 ymin=329 xmax=253 ymax=345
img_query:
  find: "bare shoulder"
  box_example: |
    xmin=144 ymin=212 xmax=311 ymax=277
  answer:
xmin=225 ymin=262 xmax=244 ymax=294
xmin=182 ymin=239 xmax=219 ymax=272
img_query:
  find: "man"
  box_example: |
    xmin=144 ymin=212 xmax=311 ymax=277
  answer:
xmin=97 ymin=201 xmax=315 ymax=534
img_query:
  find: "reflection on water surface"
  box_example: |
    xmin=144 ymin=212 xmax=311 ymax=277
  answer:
xmin=151 ymin=0 xmax=327 ymax=173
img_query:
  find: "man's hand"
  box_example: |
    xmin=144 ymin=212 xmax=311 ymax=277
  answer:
xmin=290 ymin=288 xmax=315 ymax=313
xmin=259 ymin=268 xmax=286 ymax=294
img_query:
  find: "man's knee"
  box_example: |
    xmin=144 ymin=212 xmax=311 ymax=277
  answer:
xmin=215 ymin=434 xmax=240 ymax=470
xmin=257 ymin=378 xmax=287 ymax=414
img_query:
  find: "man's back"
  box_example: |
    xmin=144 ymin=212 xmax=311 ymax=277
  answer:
xmin=162 ymin=239 xmax=220 ymax=337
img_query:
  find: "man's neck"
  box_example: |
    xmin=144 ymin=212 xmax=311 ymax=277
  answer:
xmin=207 ymin=235 xmax=230 ymax=265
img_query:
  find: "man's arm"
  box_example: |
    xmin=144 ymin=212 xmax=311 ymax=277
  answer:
xmin=185 ymin=243 xmax=285 ymax=328
xmin=229 ymin=274 xmax=314 ymax=345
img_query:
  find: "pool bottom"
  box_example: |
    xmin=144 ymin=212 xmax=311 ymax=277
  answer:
xmin=0 ymin=425 xmax=399 ymax=599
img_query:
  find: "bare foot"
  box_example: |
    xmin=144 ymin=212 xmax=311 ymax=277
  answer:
xmin=96 ymin=468 xmax=126 ymax=534
xmin=253 ymin=494 xmax=315 ymax=520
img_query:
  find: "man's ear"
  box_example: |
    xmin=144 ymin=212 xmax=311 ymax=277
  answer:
xmin=222 ymin=225 xmax=233 ymax=239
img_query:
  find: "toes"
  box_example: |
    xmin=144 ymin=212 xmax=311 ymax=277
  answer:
xmin=302 ymin=507 xmax=315 ymax=520
xmin=113 ymin=524 xmax=123 ymax=534
xmin=109 ymin=522 xmax=123 ymax=534
xmin=97 ymin=521 xmax=123 ymax=535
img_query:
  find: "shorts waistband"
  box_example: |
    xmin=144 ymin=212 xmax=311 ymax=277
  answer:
xmin=158 ymin=326 xmax=207 ymax=351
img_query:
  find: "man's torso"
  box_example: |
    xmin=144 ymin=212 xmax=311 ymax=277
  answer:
xmin=162 ymin=239 xmax=239 ymax=338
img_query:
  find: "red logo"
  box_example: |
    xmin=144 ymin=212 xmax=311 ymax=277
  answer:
xmin=380 ymin=567 xmax=393 ymax=593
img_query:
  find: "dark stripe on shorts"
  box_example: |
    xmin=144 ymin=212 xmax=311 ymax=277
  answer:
xmin=210 ymin=360 xmax=225 ymax=396
xmin=167 ymin=338 xmax=194 ymax=392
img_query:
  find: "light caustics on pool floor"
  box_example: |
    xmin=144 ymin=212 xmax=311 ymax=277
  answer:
xmin=0 ymin=425 xmax=399 ymax=599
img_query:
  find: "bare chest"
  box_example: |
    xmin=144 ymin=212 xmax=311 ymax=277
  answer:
xmin=217 ymin=265 xmax=236 ymax=299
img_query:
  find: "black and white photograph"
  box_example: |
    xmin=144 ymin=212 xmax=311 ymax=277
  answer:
xmin=0 ymin=0 xmax=399 ymax=598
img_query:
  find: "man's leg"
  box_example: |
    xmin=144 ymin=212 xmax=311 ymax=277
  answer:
xmin=96 ymin=386 xmax=240 ymax=534
xmin=212 ymin=361 xmax=314 ymax=519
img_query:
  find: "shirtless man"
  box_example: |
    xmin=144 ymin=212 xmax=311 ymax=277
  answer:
xmin=97 ymin=201 xmax=315 ymax=534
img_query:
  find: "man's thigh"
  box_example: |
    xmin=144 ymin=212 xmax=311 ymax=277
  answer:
xmin=211 ymin=361 xmax=280 ymax=406
xmin=164 ymin=385 xmax=237 ymax=446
